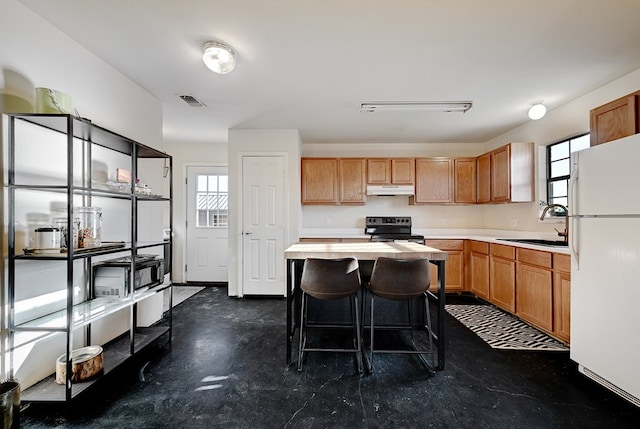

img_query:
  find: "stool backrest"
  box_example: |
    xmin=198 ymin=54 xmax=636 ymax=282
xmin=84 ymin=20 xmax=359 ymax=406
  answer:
xmin=301 ymin=258 xmax=361 ymax=300
xmin=368 ymin=257 xmax=430 ymax=300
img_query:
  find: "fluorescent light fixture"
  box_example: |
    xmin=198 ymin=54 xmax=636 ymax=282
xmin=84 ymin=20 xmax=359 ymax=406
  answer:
xmin=528 ymin=103 xmax=547 ymax=120
xmin=202 ymin=41 xmax=236 ymax=74
xmin=359 ymin=101 xmax=472 ymax=113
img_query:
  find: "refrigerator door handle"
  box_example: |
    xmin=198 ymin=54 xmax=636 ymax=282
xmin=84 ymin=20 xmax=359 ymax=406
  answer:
xmin=571 ymin=216 xmax=579 ymax=270
xmin=569 ymin=155 xmax=579 ymax=269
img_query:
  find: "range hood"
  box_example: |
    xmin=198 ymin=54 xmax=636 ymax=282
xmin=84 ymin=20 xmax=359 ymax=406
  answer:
xmin=366 ymin=184 xmax=415 ymax=196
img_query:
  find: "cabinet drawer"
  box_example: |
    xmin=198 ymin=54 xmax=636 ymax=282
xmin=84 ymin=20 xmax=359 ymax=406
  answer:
xmin=425 ymin=239 xmax=464 ymax=251
xmin=554 ymin=253 xmax=571 ymax=272
xmin=470 ymin=240 xmax=489 ymax=254
xmin=491 ymin=243 xmax=515 ymax=260
xmin=517 ymin=248 xmax=552 ymax=268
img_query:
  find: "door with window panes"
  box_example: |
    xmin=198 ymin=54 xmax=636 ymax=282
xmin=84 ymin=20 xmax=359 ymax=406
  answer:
xmin=186 ymin=165 xmax=229 ymax=282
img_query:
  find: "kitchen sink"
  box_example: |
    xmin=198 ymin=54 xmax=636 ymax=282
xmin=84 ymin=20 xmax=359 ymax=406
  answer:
xmin=498 ymin=238 xmax=569 ymax=247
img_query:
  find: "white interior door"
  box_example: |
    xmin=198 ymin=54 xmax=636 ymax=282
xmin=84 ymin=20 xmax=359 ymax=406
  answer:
xmin=186 ymin=165 xmax=229 ymax=282
xmin=241 ymin=156 xmax=285 ymax=296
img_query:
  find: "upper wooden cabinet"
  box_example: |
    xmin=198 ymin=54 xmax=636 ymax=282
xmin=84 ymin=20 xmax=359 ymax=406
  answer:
xmin=413 ymin=158 xmax=453 ymax=204
xmin=301 ymin=158 xmax=366 ymax=205
xmin=454 ymin=157 xmax=477 ymax=203
xmin=476 ymin=153 xmax=491 ymax=203
xmin=301 ymin=158 xmax=339 ymax=205
xmin=476 ymin=142 xmax=534 ymax=203
xmin=338 ymin=158 xmax=366 ymax=204
xmin=590 ymin=91 xmax=640 ymax=146
xmin=367 ymin=158 xmax=414 ymax=185
xmin=413 ymin=157 xmax=477 ymax=204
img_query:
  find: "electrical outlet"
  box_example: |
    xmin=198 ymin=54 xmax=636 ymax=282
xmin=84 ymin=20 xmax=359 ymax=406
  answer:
xmin=510 ymin=218 xmax=518 ymax=227
xmin=325 ymin=217 xmax=331 ymax=226
xmin=441 ymin=218 xmax=448 ymax=226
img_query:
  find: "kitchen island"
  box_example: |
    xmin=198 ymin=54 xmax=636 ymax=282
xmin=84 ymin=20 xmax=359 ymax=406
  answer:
xmin=284 ymin=241 xmax=448 ymax=370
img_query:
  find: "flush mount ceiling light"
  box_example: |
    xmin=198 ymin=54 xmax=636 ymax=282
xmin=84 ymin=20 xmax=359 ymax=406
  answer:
xmin=528 ymin=103 xmax=547 ymax=120
xmin=359 ymin=101 xmax=472 ymax=113
xmin=202 ymin=41 xmax=236 ymax=74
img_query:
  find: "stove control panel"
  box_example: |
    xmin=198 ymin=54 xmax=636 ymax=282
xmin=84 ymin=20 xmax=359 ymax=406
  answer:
xmin=366 ymin=216 xmax=412 ymax=226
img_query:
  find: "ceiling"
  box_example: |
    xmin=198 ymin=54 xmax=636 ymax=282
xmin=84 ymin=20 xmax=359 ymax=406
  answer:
xmin=20 ymin=0 xmax=640 ymax=145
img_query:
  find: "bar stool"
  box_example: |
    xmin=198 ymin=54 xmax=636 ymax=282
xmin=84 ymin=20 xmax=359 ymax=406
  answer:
xmin=297 ymin=257 xmax=363 ymax=373
xmin=364 ymin=257 xmax=434 ymax=373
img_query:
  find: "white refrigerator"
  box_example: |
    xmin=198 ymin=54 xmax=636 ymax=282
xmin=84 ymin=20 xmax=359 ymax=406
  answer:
xmin=570 ymin=132 xmax=640 ymax=407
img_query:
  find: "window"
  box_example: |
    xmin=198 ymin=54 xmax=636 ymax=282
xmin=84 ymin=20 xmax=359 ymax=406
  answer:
xmin=196 ymin=174 xmax=228 ymax=227
xmin=545 ymin=133 xmax=590 ymax=214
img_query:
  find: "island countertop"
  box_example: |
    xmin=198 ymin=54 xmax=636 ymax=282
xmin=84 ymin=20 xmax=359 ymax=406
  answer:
xmin=284 ymin=241 xmax=448 ymax=261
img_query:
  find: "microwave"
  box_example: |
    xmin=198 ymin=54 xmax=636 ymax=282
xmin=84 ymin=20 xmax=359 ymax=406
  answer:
xmin=93 ymin=255 xmax=164 ymax=298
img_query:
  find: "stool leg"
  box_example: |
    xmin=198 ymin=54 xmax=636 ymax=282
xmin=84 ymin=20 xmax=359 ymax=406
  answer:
xmin=352 ymin=293 xmax=363 ymax=374
xmin=368 ymin=293 xmax=375 ymax=373
xmin=407 ymin=299 xmax=414 ymax=342
xmin=424 ymin=293 xmax=434 ymax=367
xmin=297 ymin=292 xmax=307 ymax=371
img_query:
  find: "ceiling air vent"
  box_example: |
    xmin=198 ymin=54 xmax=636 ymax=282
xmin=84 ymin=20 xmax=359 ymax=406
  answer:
xmin=179 ymin=94 xmax=207 ymax=107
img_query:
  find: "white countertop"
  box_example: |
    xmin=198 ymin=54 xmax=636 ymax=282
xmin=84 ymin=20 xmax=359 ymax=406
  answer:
xmin=299 ymin=228 xmax=571 ymax=254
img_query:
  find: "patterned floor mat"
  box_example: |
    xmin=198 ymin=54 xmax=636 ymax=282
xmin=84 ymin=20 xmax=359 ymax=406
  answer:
xmin=445 ymin=304 xmax=569 ymax=351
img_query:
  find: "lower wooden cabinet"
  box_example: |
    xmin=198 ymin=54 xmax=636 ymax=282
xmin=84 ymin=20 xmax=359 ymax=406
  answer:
xmin=490 ymin=244 xmax=516 ymax=312
xmin=515 ymin=248 xmax=553 ymax=333
xmin=553 ymin=253 xmax=571 ymax=342
xmin=469 ymin=241 xmax=490 ymax=299
xmin=425 ymin=239 xmax=464 ymax=292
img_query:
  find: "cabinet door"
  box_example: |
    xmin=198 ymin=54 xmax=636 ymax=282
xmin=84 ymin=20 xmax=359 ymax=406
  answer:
xmin=338 ymin=158 xmax=366 ymax=204
xmin=491 ymin=145 xmax=510 ymax=202
xmin=471 ymin=251 xmax=490 ymax=299
xmin=426 ymin=240 xmax=464 ymax=292
xmin=553 ymin=270 xmax=571 ymax=342
xmin=489 ymin=244 xmax=516 ymax=312
xmin=476 ymin=153 xmax=491 ymax=203
xmin=516 ymin=263 xmax=553 ymax=332
xmin=590 ymin=93 xmax=639 ymax=146
xmin=367 ymin=158 xmax=390 ymax=184
xmin=490 ymin=256 xmax=516 ymax=312
xmin=454 ymin=157 xmax=477 ymax=203
xmin=301 ymin=158 xmax=338 ymax=205
xmin=414 ymin=158 xmax=453 ymax=204
xmin=553 ymin=253 xmax=571 ymax=342
xmin=391 ymin=158 xmax=415 ymax=184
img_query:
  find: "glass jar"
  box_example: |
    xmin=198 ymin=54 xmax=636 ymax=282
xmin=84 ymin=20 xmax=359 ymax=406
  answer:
xmin=34 ymin=226 xmax=60 ymax=249
xmin=26 ymin=212 xmax=51 ymax=249
xmin=52 ymin=216 xmax=80 ymax=249
xmin=75 ymin=207 xmax=102 ymax=248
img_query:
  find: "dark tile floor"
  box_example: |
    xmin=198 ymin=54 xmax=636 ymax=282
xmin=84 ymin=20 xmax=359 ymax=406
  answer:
xmin=21 ymin=287 xmax=640 ymax=428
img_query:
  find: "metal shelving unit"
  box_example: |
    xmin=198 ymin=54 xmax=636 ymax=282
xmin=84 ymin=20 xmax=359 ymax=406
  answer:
xmin=6 ymin=113 xmax=173 ymax=403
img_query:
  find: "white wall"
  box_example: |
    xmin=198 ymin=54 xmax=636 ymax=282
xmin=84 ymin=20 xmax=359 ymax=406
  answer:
xmin=0 ymin=1 xmax=162 ymax=146
xmin=483 ymin=67 xmax=640 ymax=232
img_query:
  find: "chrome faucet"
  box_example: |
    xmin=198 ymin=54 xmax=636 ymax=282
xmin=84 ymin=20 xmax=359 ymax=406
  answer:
xmin=540 ymin=204 xmax=569 ymax=242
